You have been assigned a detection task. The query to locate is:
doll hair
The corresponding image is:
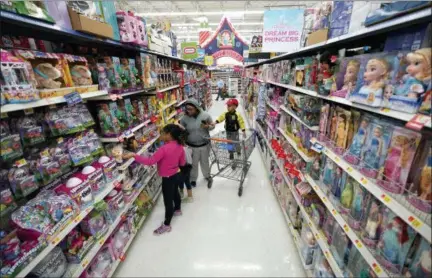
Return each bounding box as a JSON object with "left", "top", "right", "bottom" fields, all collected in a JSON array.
[
  {"left": 389, "top": 217, "right": 409, "bottom": 244},
  {"left": 345, "top": 60, "right": 360, "bottom": 80},
  {"left": 420, "top": 164, "right": 432, "bottom": 200},
  {"left": 407, "top": 48, "right": 432, "bottom": 81}
]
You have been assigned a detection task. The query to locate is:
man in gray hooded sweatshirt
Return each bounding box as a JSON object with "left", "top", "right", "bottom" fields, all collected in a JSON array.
[{"left": 179, "top": 99, "right": 214, "bottom": 188}]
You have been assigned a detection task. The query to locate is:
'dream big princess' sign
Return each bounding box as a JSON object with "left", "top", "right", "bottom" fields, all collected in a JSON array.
[{"left": 262, "top": 9, "right": 304, "bottom": 53}]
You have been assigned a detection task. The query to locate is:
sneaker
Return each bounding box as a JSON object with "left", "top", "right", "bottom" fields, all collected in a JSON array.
[
  {"left": 179, "top": 190, "right": 185, "bottom": 199},
  {"left": 191, "top": 181, "right": 197, "bottom": 188},
  {"left": 174, "top": 210, "right": 182, "bottom": 216},
  {"left": 153, "top": 223, "right": 171, "bottom": 235},
  {"left": 184, "top": 196, "right": 194, "bottom": 203}
]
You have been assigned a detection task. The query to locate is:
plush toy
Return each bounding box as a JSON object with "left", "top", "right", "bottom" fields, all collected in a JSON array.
[
  {"left": 71, "top": 65, "right": 92, "bottom": 86},
  {"left": 34, "top": 63, "right": 62, "bottom": 89}
]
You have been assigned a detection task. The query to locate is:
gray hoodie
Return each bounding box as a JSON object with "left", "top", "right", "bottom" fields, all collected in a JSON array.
[{"left": 180, "top": 99, "right": 214, "bottom": 146}]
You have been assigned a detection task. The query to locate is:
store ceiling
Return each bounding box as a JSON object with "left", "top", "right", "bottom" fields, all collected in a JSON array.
[{"left": 124, "top": 1, "right": 320, "bottom": 43}]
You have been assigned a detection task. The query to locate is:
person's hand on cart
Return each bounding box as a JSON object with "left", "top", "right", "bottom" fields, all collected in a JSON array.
[
  {"left": 201, "top": 120, "right": 214, "bottom": 129},
  {"left": 123, "top": 151, "right": 136, "bottom": 160}
]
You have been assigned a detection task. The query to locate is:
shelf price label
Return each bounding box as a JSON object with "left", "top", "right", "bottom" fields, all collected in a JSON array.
[
  {"left": 334, "top": 156, "right": 340, "bottom": 162},
  {"left": 51, "top": 237, "right": 61, "bottom": 245},
  {"left": 408, "top": 216, "right": 423, "bottom": 228},
  {"left": 346, "top": 166, "right": 353, "bottom": 173},
  {"left": 315, "top": 233, "right": 320, "bottom": 240},
  {"left": 82, "top": 259, "right": 89, "bottom": 268},
  {"left": 343, "top": 224, "right": 349, "bottom": 232},
  {"left": 322, "top": 197, "right": 327, "bottom": 203},
  {"left": 372, "top": 263, "right": 382, "bottom": 274},
  {"left": 360, "top": 177, "right": 368, "bottom": 185},
  {"left": 354, "top": 239, "right": 363, "bottom": 248},
  {"left": 381, "top": 194, "right": 391, "bottom": 203},
  {"left": 24, "top": 108, "right": 34, "bottom": 115},
  {"left": 64, "top": 91, "right": 82, "bottom": 106},
  {"left": 331, "top": 209, "right": 337, "bottom": 216}
]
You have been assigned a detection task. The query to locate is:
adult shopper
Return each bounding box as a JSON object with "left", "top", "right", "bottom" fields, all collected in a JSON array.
[
  {"left": 216, "top": 78, "right": 225, "bottom": 101},
  {"left": 179, "top": 99, "right": 214, "bottom": 188}
]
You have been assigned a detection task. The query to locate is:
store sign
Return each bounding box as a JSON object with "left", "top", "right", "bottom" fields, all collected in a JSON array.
[
  {"left": 249, "top": 35, "right": 262, "bottom": 53},
  {"left": 262, "top": 9, "right": 304, "bottom": 53},
  {"left": 212, "top": 50, "right": 243, "bottom": 62},
  {"left": 204, "top": 55, "right": 214, "bottom": 66},
  {"left": 181, "top": 42, "right": 198, "bottom": 60}
]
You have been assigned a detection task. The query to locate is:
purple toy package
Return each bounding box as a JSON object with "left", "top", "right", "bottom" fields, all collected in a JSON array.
[
  {"left": 377, "top": 127, "right": 421, "bottom": 194},
  {"left": 328, "top": 1, "right": 353, "bottom": 39},
  {"left": 330, "top": 57, "right": 361, "bottom": 99},
  {"left": 344, "top": 114, "right": 373, "bottom": 165}
]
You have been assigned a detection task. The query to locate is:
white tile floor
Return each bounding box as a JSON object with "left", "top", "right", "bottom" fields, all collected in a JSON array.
[{"left": 114, "top": 95, "right": 305, "bottom": 277}]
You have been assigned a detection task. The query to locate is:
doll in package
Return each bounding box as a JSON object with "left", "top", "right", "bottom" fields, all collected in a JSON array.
[
  {"left": 377, "top": 127, "right": 421, "bottom": 194},
  {"left": 384, "top": 48, "right": 431, "bottom": 113},
  {"left": 376, "top": 209, "right": 416, "bottom": 274},
  {"left": 344, "top": 114, "right": 372, "bottom": 165},
  {"left": 331, "top": 57, "right": 361, "bottom": 99}
]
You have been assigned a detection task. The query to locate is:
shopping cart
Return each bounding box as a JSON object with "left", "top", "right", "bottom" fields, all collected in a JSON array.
[{"left": 206, "top": 129, "right": 256, "bottom": 196}]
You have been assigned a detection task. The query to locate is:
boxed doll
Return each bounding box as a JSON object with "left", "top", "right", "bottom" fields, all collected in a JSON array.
[
  {"left": 349, "top": 53, "right": 398, "bottom": 108},
  {"left": 116, "top": 11, "right": 138, "bottom": 44},
  {"left": 332, "top": 107, "right": 351, "bottom": 155},
  {"left": 0, "top": 49, "right": 39, "bottom": 104},
  {"left": 102, "top": 56, "right": 123, "bottom": 93},
  {"left": 97, "top": 102, "right": 121, "bottom": 137},
  {"left": 377, "top": 127, "right": 421, "bottom": 194},
  {"left": 13, "top": 1, "right": 55, "bottom": 23},
  {"left": 344, "top": 114, "right": 373, "bottom": 165},
  {"left": 384, "top": 48, "right": 431, "bottom": 114},
  {"left": 348, "top": 182, "right": 372, "bottom": 231},
  {"left": 360, "top": 197, "right": 383, "bottom": 249},
  {"left": 62, "top": 54, "right": 98, "bottom": 91},
  {"left": 330, "top": 57, "right": 361, "bottom": 99}
]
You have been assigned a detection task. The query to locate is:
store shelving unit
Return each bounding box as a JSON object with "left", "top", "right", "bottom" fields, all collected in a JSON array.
[
  {"left": 118, "top": 134, "right": 161, "bottom": 171},
  {"left": 0, "top": 90, "right": 108, "bottom": 113},
  {"left": 100, "top": 120, "right": 152, "bottom": 143},
  {"left": 107, "top": 186, "right": 162, "bottom": 277},
  {"left": 254, "top": 122, "right": 344, "bottom": 278},
  {"left": 63, "top": 169, "right": 157, "bottom": 278},
  {"left": 0, "top": 11, "right": 205, "bottom": 67},
  {"left": 15, "top": 174, "right": 125, "bottom": 278},
  {"left": 266, "top": 101, "right": 280, "bottom": 113},
  {"left": 311, "top": 138, "right": 432, "bottom": 242},
  {"left": 156, "top": 85, "right": 180, "bottom": 93}
]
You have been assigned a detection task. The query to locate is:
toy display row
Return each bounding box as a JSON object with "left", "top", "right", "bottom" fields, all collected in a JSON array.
[
  {"left": 1, "top": 103, "right": 96, "bottom": 160},
  {"left": 271, "top": 164, "right": 374, "bottom": 277},
  {"left": 96, "top": 94, "right": 161, "bottom": 138},
  {"left": 258, "top": 47, "right": 431, "bottom": 115},
  {"left": 316, "top": 102, "right": 431, "bottom": 213},
  {"left": 271, "top": 143, "right": 431, "bottom": 277}
]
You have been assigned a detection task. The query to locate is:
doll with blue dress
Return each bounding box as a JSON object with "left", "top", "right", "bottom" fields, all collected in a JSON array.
[
  {"left": 377, "top": 211, "right": 416, "bottom": 274},
  {"left": 387, "top": 48, "right": 431, "bottom": 113},
  {"left": 322, "top": 159, "right": 335, "bottom": 193},
  {"left": 360, "top": 120, "right": 392, "bottom": 179},
  {"left": 349, "top": 183, "right": 370, "bottom": 230},
  {"left": 344, "top": 116, "right": 370, "bottom": 165}
]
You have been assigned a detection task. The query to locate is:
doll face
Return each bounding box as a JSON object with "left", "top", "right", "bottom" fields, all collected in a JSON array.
[
  {"left": 360, "top": 120, "right": 368, "bottom": 129},
  {"left": 101, "top": 104, "right": 109, "bottom": 112},
  {"left": 320, "top": 62, "right": 329, "bottom": 72},
  {"left": 406, "top": 54, "right": 428, "bottom": 79},
  {"left": 103, "top": 57, "right": 113, "bottom": 66},
  {"left": 373, "top": 127, "right": 382, "bottom": 138},
  {"left": 344, "top": 64, "right": 358, "bottom": 83},
  {"left": 394, "top": 135, "right": 408, "bottom": 147},
  {"left": 364, "top": 59, "right": 387, "bottom": 82},
  {"left": 384, "top": 85, "right": 394, "bottom": 99},
  {"left": 120, "top": 21, "right": 126, "bottom": 30}
]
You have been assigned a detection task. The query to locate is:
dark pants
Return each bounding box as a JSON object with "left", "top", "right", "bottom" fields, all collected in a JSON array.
[
  {"left": 216, "top": 88, "right": 225, "bottom": 100},
  {"left": 179, "top": 164, "right": 192, "bottom": 190},
  {"left": 227, "top": 131, "right": 241, "bottom": 159},
  {"left": 162, "top": 173, "right": 181, "bottom": 226}
]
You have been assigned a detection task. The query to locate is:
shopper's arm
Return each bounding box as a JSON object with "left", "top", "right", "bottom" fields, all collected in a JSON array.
[
  {"left": 237, "top": 112, "right": 246, "bottom": 132},
  {"left": 207, "top": 115, "right": 216, "bottom": 130},
  {"left": 133, "top": 147, "right": 165, "bottom": 165},
  {"left": 215, "top": 113, "right": 226, "bottom": 124}
]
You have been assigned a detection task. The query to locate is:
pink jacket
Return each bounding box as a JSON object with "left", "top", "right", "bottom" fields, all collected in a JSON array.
[{"left": 134, "top": 141, "right": 186, "bottom": 177}]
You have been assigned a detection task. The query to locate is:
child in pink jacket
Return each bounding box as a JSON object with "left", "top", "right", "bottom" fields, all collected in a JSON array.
[{"left": 124, "top": 124, "right": 186, "bottom": 235}]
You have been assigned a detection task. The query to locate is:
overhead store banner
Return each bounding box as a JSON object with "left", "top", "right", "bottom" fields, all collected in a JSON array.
[
  {"left": 262, "top": 9, "right": 304, "bottom": 53},
  {"left": 181, "top": 42, "right": 198, "bottom": 60}
]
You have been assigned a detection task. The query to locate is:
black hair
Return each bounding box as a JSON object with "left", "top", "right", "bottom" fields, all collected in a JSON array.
[{"left": 162, "top": 124, "right": 188, "bottom": 145}]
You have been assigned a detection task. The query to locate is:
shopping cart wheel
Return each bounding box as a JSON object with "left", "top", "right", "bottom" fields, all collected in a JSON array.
[
  {"left": 238, "top": 185, "right": 243, "bottom": 197},
  {"left": 207, "top": 177, "right": 213, "bottom": 189}
]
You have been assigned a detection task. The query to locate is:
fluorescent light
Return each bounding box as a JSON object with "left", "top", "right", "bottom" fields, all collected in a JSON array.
[
  {"left": 172, "top": 22, "right": 263, "bottom": 26},
  {"left": 138, "top": 11, "right": 263, "bottom": 17}
]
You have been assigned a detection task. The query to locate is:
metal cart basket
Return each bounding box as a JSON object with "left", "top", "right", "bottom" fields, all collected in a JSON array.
[{"left": 207, "top": 129, "right": 256, "bottom": 196}]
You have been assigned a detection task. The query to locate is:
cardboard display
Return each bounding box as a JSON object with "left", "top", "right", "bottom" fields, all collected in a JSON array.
[{"left": 68, "top": 7, "right": 113, "bottom": 39}]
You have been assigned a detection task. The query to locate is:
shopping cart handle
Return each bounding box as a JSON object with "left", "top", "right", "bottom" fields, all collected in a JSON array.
[{"left": 210, "top": 138, "right": 234, "bottom": 143}]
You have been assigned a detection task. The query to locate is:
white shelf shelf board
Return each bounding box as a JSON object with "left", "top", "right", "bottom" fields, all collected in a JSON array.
[
  {"left": 1, "top": 90, "right": 108, "bottom": 113},
  {"left": 278, "top": 127, "right": 314, "bottom": 163},
  {"left": 86, "top": 89, "right": 156, "bottom": 101},
  {"left": 156, "top": 84, "right": 180, "bottom": 93}
]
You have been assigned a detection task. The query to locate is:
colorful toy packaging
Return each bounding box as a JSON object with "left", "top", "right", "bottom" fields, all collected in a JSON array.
[
  {"left": 62, "top": 54, "right": 94, "bottom": 87},
  {"left": 102, "top": 56, "right": 123, "bottom": 93},
  {"left": 97, "top": 102, "right": 121, "bottom": 137},
  {"left": 384, "top": 48, "right": 431, "bottom": 113},
  {"left": 81, "top": 209, "right": 109, "bottom": 239},
  {"left": 403, "top": 236, "right": 431, "bottom": 277},
  {"left": 331, "top": 57, "right": 361, "bottom": 98},
  {"left": 104, "top": 189, "right": 125, "bottom": 222},
  {"left": 344, "top": 114, "right": 372, "bottom": 165},
  {"left": 348, "top": 182, "right": 372, "bottom": 231},
  {"left": 63, "top": 228, "right": 96, "bottom": 264},
  {"left": 349, "top": 53, "right": 396, "bottom": 107},
  {"left": 8, "top": 159, "right": 39, "bottom": 198},
  {"left": 299, "top": 224, "right": 318, "bottom": 269},
  {"left": 0, "top": 120, "right": 23, "bottom": 161},
  {"left": 31, "top": 246, "right": 67, "bottom": 277},
  {"left": 95, "top": 156, "right": 118, "bottom": 184},
  {"left": 407, "top": 140, "right": 432, "bottom": 213},
  {"left": 376, "top": 209, "right": 416, "bottom": 274},
  {"left": 358, "top": 119, "right": 393, "bottom": 179},
  {"left": 317, "top": 51, "right": 337, "bottom": 96},
  {"left": 377, "top": 127, "right": 421, "bottom": 194},
  {"left": 55, "top": 174, "right": 93, "bottom": 208},
  {"left": 360, "top": 197, "right": 383, "bottom": 249},
  {"left": 116, "top": 11, "right": 138, "bottom": 44},
  {"left": 84, "top": 243, "right": 115, "bottom": 278},
  {"left": 330, "top": 224, "right": 351, "bottom": 268},
  {"left": 313, "top": 250, "right": 335, "bottom": 278},
  {"left": 110, "top": 222, "right": 131, "bottom": 259},
  {"left": 0, "top": 49, "right": 39, "bottom": 104}
]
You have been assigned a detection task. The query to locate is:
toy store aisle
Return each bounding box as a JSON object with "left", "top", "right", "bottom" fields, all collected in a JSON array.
[{"left": 114, "top": 96, "right": 305, "bottom": 277}]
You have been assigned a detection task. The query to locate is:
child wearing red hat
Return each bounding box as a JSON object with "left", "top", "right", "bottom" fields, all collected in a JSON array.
[{"left": 214, "top": 98, "right": 246, "bottom": 162}]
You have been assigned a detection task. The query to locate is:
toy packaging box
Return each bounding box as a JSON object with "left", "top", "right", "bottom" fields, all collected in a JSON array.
[
  {"left": 13, "top": 1, "right": 55, "bottom": 23},
  {"left": 61, "top": 54, "right": 96, "bottom": 89},
  {"left": 116, "top": 11, "right": 138, "bottom": 44},
  {"left": 102, "top": 56, "right": 123, "bottom": 93},
  {"left": 331, "top": 57, "right": 361, "bottom": 99},
  {"left": 328, "top": 1, "right": 353, "bottom": 39}
]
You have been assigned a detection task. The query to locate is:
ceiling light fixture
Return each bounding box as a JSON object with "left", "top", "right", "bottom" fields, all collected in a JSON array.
[{"left": 138, "top": 10, "right": 264, "bottom": 17}]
